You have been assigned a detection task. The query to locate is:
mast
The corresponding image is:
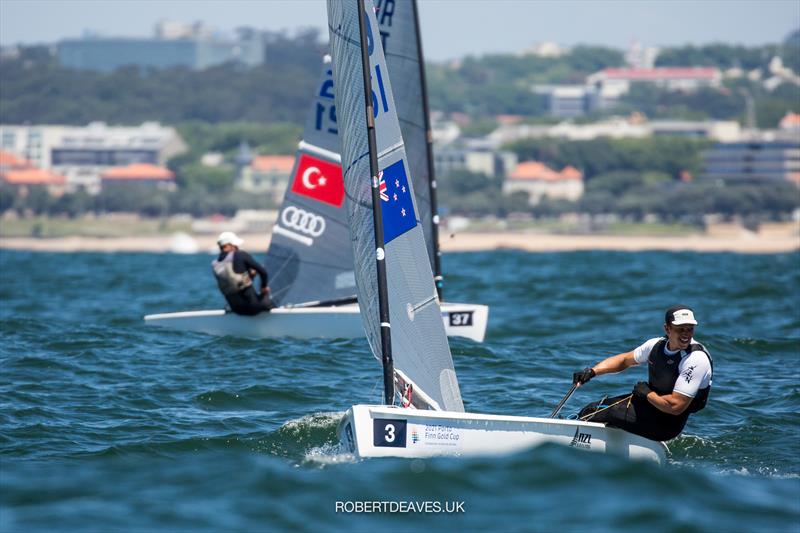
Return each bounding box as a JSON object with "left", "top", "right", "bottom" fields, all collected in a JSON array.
[
  {"left": 411, "top": 0, "right": 444, "bottom": 301},
  {"left": 357, "top": 0, "right": 394, "bottom": 406}
]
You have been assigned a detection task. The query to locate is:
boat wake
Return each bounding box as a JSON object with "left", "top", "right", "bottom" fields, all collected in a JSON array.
[{"left": 267, "top": 411, "right": 353, "bottom": 464}]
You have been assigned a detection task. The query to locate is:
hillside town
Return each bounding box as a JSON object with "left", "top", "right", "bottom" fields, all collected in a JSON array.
[{"left": 1, "top": 22, "right": 798, "bottom": 241}]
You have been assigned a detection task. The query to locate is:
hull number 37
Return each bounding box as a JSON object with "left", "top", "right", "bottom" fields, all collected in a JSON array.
[{"left": 448, "top": 311, "right": 474, "bottom": 327}]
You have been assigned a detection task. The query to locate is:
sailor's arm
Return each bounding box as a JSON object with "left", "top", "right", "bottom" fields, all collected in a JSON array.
[
  {"left": 643, "top": 390, "right": 692, "bottom": 415},
  {"left": 574, "top": 350, "right": 638, "bottom": 384},
  {"left": 240, "top": 252, "right": 269, "bottom": 289},
  {"left": 592, "top": 351, "right": 638, "bottom": 376},
  {"left": 644, "top": 351, "right": 710, "bottom": 415}
]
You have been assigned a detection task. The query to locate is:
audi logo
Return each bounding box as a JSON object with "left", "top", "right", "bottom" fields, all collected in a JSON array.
[{"left": 280, "top": 206, "right": 326, "bottom": 237}]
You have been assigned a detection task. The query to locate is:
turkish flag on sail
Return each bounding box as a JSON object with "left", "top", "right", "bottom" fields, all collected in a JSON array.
[{"left": 290, "top": 154, "right": 345, "bottom": 208}]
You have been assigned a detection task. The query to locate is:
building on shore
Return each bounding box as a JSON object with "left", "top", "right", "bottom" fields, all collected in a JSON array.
[
  {"left": 586, "top": 67, "right": 722, "bottom": 110},
  {"left": 100, "top": 163, "right": 176, "bottom": 191},
  {"left": 701, "top": 136, "right": 800, "bottom": 185},
  {"left": 532, "top": 85, "right": 592, "bottom": 118},
  {"left": 237, "top": 155, "right": 294, "bottom": 202},
  {"left": 58, "top": 21, "right": 264, "bottom": 72},
  {"left": 486, "top": 116, "right": 741, "bottom": 146},
  {"left": 0, "top": 122, "right": 186, "bottom": 194},
  {"left": 434, "top": 147, "right": 517, "bottom": 180},
  {"left": 0, "top": 150, "right": 66, "bottom": 197},
  {"left": 533, "top": 67, "right": 723, "bottom": 118},
  {"left": 503, "top": 161, "right": 584, "bottom": 205}
]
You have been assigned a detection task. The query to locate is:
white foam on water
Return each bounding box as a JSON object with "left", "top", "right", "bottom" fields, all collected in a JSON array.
[
  {"left": 280, "top": 411, "right": 344, "bottom": 432},
  {"left": 304, "top": 442, "right": 357, "bottom": 465}
]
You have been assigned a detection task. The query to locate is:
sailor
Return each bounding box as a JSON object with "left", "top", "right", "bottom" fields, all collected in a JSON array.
[
  {"left": 572, "top": 305, "right": 713, "bottom": 441},
  {"left": 212, "top": 231, "right": 275, "bottom": 316}
]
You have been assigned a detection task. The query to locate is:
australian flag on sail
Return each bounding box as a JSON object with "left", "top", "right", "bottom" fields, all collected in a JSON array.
[{"left": 379, "top": 160, "right": 417, "bottom": 244}]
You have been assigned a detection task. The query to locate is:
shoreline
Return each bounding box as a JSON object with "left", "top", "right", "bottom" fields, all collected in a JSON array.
[{"left": 1, "top": 230, "right": 797, "bottom": 254}]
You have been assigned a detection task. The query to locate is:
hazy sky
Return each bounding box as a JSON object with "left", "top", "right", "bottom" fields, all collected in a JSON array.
[{"left": 1, "top": 0, "right": 797, "bottom": 61}]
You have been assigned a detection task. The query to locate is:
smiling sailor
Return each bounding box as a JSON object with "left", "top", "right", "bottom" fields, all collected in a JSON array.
[{"left": 571, "top": 305, "right": 713, "bottom": 441}]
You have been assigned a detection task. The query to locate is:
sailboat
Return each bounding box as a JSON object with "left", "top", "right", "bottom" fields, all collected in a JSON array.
[
  {"left": 145, "top": 5, "right": 489, "bottom": 342},
  {"left": 329, "top": 0, "right": 667, "bottom": 463}
]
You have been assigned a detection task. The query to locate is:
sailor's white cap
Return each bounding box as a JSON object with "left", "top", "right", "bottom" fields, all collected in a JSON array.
[
  {"left": 217, "top": 231, "right": 244, "bottom": 247},
  {"left": 665, "top": 306, "right": 698, "bottom": 326}
]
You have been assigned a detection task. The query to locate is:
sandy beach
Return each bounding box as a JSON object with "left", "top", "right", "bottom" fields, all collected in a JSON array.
[{"left": 1, "top": 226, "right": 797, "bottom": 254}]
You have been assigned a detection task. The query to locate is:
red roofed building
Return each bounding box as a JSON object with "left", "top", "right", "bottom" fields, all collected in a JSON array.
[
  {"left": 588, "top": 67, "right": 721, "bottom": 91},
  {"left": 0, "top": 122, "right": 186, "bottom": 194},
  {"left": 779, "top": 112, "right": 800, "bottom": 132},
  {"left": 3, "top": 168, "right": 67, "bottom": 186},
  {"left": 252, "top": 155, "right": 294, "bottom": 174},
  {"left": 0, "top": 150, "right": 32, "bottom": 170},
  {"left": 237, "top": 155, "right": 295, "bottom": 202},
  {"left": 503, "top": 161, "right": 584, "bottom": 205},
  {"left": 586, "top": 67, "right": 722, "bottom": 111},
  {"left": 101, "top": 163, "right": 176, "bottom": 191},
  {"left": 0, "top": 150, "right": 66, "bottom": 196}
]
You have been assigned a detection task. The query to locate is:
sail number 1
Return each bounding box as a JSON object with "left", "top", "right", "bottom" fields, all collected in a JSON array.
[
  {"left": 365, "top": 7, "right": 391, "bottom": 118},
  {"left": 373, "top": 418, "right": 407, "bottom": 448}
]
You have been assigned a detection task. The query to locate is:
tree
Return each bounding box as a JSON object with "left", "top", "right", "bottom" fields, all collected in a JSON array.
[
  {"left": 49, "top": 189, "right": 93, "bottom": 217},
  {"left": 586, "top": 171, "right": 645, "bottom": 196},
  {"left": 0, "top": 184, "right": 18, "bottom": 212},
  {"left": 177, "top": 164, "right": 236, "bottom": 193},
  {"left": 440, "top": 169, "right": 498, "bottom": 196}
]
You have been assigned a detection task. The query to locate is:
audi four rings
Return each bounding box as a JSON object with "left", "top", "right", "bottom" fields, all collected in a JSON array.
[{"left": 280, "top": 206, "right": 327, "bottom": 237}]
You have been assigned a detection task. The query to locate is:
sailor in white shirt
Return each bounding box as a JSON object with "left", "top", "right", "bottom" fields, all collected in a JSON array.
[{"left": 571, "top": 305, "right": 713, "bottom": 441}]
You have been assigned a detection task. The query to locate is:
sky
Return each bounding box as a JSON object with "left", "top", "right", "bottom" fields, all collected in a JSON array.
[{"left": 1, "top": 0, "right": 798, "bottom": 61}]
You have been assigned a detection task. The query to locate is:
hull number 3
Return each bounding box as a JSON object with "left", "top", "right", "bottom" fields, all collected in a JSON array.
[{"left": 373, "top": 418, "right": 407, "bottom": 448}]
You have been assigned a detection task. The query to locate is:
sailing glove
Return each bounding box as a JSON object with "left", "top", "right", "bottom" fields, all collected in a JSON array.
[
  {"left": 633, "top": 381, "right": 652, "bottom": 398},
  {"left": 573, "top": 367, "right": 596, "bottom": 385}
]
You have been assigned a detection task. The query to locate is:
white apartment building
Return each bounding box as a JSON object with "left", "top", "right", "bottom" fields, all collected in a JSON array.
[
  {"left": 434, "top": 148, "right": 518, "bottom": 179},
  {"left": 0, "top": 122, "right": 186, "bottom": 194},
  {"left": 586, "top": 67, "right": 722, "bottom": 110},
  {"left": 486, "top": 117, "right": 741, "bottom": 146}
]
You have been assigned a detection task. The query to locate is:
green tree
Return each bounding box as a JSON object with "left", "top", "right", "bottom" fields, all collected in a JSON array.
[
  {"left": 507, "top": 137, "right": 708, "bottom": 180},
  {"left": 177, "top": 164, "right": 236, "bottom": 193},
  {"left": 586, "top": 171, "right": 645, "bottom": 196},
  {"left": 0, "top": 184, "right": 18, "bottom": 212},
  {"left": 49, "top": 189, "right": 93, "bottom": 217},
  {"left": 440, "top": 169, "right": 498, "bottom": 196}
]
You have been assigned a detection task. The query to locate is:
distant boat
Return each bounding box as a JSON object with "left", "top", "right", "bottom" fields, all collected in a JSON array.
[
  {"left": 145, "top": 6, "right": 488, "bottom": 342},
  {"left": 329, "top": 0, "right": 666, "bottom": 463},
  {"left": 168, "top": 232, "right": 199, "bottom": 254}
]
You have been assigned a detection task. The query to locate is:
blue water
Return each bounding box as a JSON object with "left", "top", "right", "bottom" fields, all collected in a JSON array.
[{"left": 1, "top": 249, "right": 799, "bottom": 532}]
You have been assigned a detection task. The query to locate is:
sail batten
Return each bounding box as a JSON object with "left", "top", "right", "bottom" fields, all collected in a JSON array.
[
  {"left": 297, "top": 141, "right": 342, "bottom": 163},
  {"left": 328, "top": 0, "right": 464, "bottom": 413}
]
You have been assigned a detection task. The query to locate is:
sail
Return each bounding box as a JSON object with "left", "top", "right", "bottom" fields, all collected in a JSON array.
[
  {"left": 375, "top": 0, "right": 438, "bottom": 279},
  {"left": 263, "top": 57, "right": 357, "bottom": 306},
  {"left": 327, "top": 0, "right": 464, "bottom": 412}
]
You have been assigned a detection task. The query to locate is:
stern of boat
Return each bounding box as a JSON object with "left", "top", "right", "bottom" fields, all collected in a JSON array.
[{"left": 441, "top": 303, "right": 489, "bottom": 342}]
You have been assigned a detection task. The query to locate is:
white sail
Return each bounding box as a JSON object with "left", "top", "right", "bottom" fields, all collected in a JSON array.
[
  {"left": 327, "top": 0, "right": 464, "bottom": 412},
  {"left": 376, "top": 0, "right": 438, "bottom": 278}
]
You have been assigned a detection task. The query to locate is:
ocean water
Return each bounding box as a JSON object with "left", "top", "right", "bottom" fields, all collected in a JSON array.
[{"left": 1, "top": 249, "right": 798, "bottom": 532}]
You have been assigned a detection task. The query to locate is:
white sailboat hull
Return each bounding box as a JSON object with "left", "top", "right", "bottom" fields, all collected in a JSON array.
[
  {"left": 144, "top": 302, "right": 489, "bottom": 342},
  {"left": 338, "top": 404, "right": 668, "bottom": 464}
]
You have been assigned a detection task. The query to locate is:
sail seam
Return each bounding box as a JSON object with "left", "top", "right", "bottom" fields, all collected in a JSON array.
[{"left": 377, "top": 140, "right": 405, "bottom": 160}]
